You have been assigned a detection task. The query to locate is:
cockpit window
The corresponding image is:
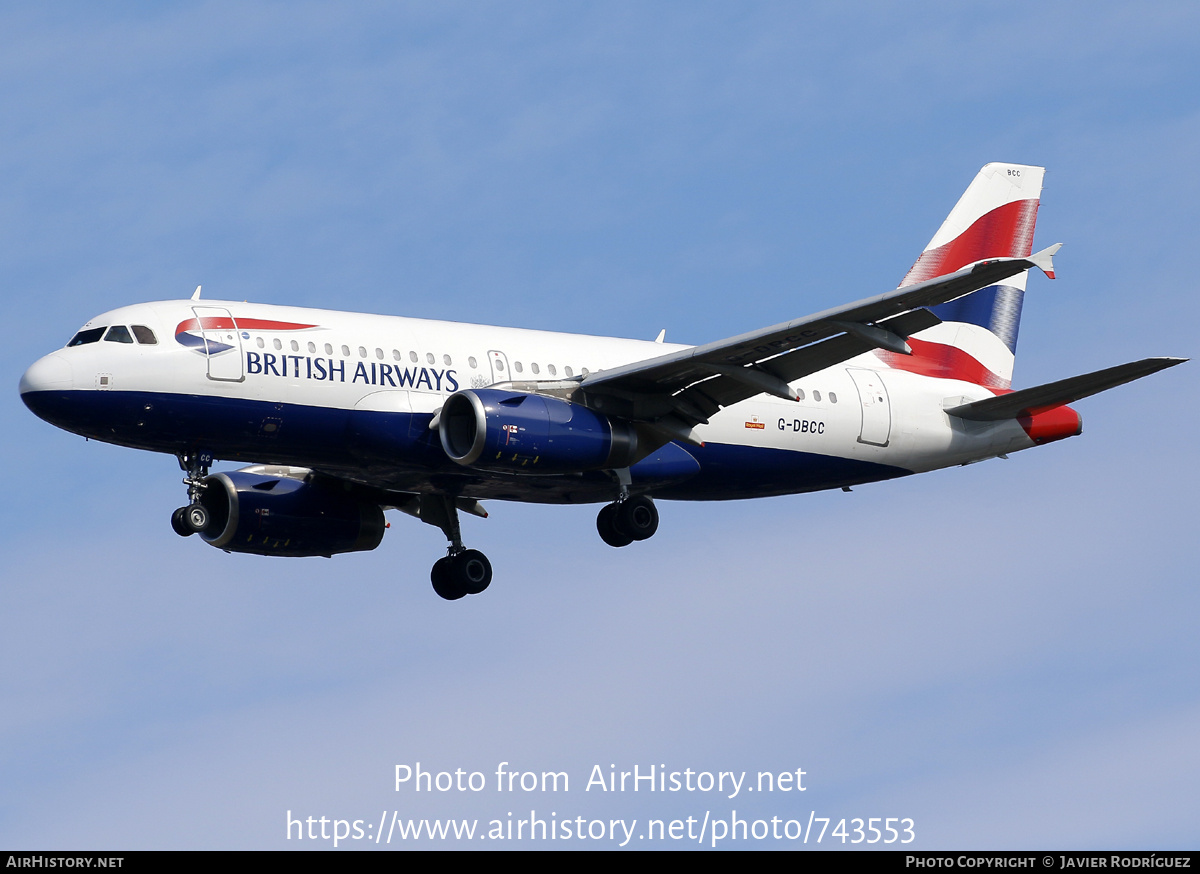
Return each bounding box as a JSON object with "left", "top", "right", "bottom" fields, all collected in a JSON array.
[
  {"left": 131, "top": 325, "right": 157, "bottom": 345},
  {"left": 67, "top": 327, "right": 106, "bottom": 347},
  {"left": 104, "top": 325, "right": 134, "bottom": 344}
]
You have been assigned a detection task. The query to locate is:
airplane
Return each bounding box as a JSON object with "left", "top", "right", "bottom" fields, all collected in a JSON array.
[{"left": 19, "top": 163, "right": 1185, "bottom": 601}]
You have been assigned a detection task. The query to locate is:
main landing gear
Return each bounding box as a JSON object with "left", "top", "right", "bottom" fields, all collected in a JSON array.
[
  {"left": 417, "top": 495, "right": 493, "bottom": 601},
  {"left": 171, "top": 452, "right": 213, "bottom": 537},
  {"left": 431, "top": 550, "right": 492, "bottom": 601},
  {"left": 596, "top": 494, "right": 659, "bottom": 547}
]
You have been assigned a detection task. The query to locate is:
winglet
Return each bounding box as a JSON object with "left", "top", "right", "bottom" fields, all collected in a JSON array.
[
  {"left": 1028, "top": 243, "right": 1061, "bottom": 279},
  {"left": 191, "top": 285, "right": 203, "bottom": 300}
]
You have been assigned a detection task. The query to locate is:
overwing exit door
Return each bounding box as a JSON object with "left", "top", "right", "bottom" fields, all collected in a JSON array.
[{"left": 488, "top": 350, "right": 510, "bottom": 385}]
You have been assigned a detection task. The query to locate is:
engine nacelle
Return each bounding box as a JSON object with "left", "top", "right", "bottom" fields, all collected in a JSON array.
[
  {"left": 197, "top": 471, "right": 385, "bottom": 557},
  {"left": 439, "top": 389, "right": 638, "bottom": 474}
]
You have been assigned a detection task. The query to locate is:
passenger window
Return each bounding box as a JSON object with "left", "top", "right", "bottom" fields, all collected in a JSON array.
[
  {"left": 308, "top": 341, "right": 316, "bottom": 353},
  {"left": 468, "top": 356, "right": 478, "bottom": 368},
  {"left": 494, "top": 359, "right": 505, "bottom": 372},
  {"left": 290, "top": 340, "right": 299, "bottom": 352},
  {"left": 565, "top": 366, "right": 573, "bottom": 378},
  {"left": 104, "top": 325, "right": 134, "bottom": 344},
  {"left": 67, "top": 327, "right": 106, "bottom": 346},
  {"left": 393, "top": 349, "right": 401, "bottom": 361},
  {"left": 514, "top": 362, "right": 523, "bottom": 373},
  {"left": 829, "top": 392, "right": 837, "bottom": 404},
  {"left": 131, "top": 325, "right": 157, "bottom": 345},
  {"left": 796, "top": 389, "right": 805, "bottom": 400},
  {"left": 813, "top": 390, "right": 822, "bottom": 402},
  {"left": 256, "top": 337, "right": 265, "bottom": 348},
  {"left": 443, "top": 354, "right": 452, "bottom": 366},
  {"left": 375, "top": 348, "right": 384, "bottom": 360},
  {"left": 531, "top": 363, "right": 540, "bottom": 375},
  {"left": 342, "top": 345, "right": 350, "bottom": 357},
  {"left": 409, "top": 351, "right": 418, "bottom": 363},
  {"left": 324, "top": 343, "right": 333, "bottom": 355},
  {"left": 581, "top": 367, "right": 589, "bottom": 377},
  {"left": 426, "top": 352, "right": 435, "bottom": 364},
  {"left": 273, "top": 338, "right": 282, "bottom": 350},
  {"left": 358, "top": 346, "right": 367, "bottom": 358},
  {"left": 548, "top": 364, "right": 556, "bottom": 376}
]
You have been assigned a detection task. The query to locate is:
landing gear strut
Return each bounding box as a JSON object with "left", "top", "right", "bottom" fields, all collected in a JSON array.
[
  {"left": 172, "top": 452, "right": 212, "bottom": 536},
  {"left": 596, "top": 494, "right": 659, "bottom": 547},
  {"left": 417, "top": 495, "right": 493, "bottom": 601}
]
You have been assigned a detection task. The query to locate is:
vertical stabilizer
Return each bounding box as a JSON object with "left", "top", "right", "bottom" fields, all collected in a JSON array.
[{"left": 878, "top": 163, "right": 1046, "bottom": 391}]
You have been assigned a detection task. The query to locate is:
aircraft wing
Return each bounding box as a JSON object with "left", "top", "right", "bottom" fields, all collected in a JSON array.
[{"left": 577, "top": 245, "right": 1060, "bottom": 431}]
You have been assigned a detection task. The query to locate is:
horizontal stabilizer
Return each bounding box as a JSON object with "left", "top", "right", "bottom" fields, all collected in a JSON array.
[{"left": 945, "top": 357, "right": 1187, "bottom": 421}]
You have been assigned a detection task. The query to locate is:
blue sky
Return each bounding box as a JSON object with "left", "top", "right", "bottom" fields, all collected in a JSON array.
[{"left": 2, "top": 1, "right": 1197, "bottom": 849}]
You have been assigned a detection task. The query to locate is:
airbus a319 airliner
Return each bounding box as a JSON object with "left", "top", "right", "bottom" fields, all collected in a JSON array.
[{"left": 20, "top": 164, "right": 1184, "bottom": 599}]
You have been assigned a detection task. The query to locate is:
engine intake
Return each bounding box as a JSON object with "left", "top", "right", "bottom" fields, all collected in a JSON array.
[
  {"left": 197, "top": 471, "right": 385, "bottom": 557},
  {"left": 439, "top": 389, "right": 638, "bottom": 473}
]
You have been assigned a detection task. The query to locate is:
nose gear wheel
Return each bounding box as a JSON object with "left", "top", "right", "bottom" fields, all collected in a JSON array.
[{"left": 172, "top": 452, "right": 213, "bottom": 536}]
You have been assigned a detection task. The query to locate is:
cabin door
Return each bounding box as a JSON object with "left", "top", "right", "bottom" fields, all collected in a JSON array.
[
  {"left": 847, "top": 368, "right": 892, "bottom": 447},
  {"left": 192, "top": 306, "right": 244, "bottom": 382}
]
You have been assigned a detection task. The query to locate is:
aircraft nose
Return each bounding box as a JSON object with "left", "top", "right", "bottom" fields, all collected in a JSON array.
[{"left": 20, "top": 351, "right": 74, "bottom": 396}]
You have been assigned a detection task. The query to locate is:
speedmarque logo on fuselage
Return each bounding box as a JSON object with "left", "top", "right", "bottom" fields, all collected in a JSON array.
[{"left": 175, "top": 317, "right": 318, "bottom": 355}]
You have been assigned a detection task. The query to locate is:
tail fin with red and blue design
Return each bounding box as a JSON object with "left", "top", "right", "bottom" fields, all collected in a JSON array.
[{"left": 877, "top": 162, "right": 1046, "bottom": 392}]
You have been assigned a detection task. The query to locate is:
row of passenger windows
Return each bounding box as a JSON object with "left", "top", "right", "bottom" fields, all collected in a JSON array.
[
  {"left": 256, "top": 335, "right": 457, "bottom": 366},
  {"left": 68, "top": 325, "right": 158, "bottom": 346},
  {"left": 64, "top": 325, "right": 831, "bottom": 401},
  {"left": 62, "top": 324, "right": 845, "bottom": 412},
  {"left": 493, "top": 358, "right": 588, "bottom": 378},
  {"left": 798, "top": 389, "right": 837, "bottom": 403},
  {"left": 65, "top": 322, "right": 592, "bottom": 380},
  {"left": 251, "top": 335, "right": 589, "bottom": 378},
  {"left": 65, "top": 324, "right": 831, "bottom": 401}
]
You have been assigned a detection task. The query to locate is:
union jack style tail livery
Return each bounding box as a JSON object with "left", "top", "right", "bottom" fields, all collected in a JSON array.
[{"left": 878, "top": 162, "right": 1046, "bottom": 392}]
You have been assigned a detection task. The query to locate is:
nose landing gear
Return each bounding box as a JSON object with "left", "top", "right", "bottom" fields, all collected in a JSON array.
[{"left": 171, "top": 452, "right": 213, "bottom": 536}]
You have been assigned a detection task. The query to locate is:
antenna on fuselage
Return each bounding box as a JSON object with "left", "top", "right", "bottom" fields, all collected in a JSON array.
[
  {"left": 191, "top": 285, "right": 202, "bottom": 300},
  {"left": 654, "top": 329, "right": 666, "bottom": 344}
]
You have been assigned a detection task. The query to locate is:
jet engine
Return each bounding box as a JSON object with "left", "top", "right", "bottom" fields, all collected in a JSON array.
[
  {"left": 196, "top": 470, "right": 385, "bottom": 557},
  {"left": 438, "top": 389, "right": 638, "bottom": 474}
]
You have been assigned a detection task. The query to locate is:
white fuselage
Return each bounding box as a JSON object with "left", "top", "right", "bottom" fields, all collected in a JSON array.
[{"left": 21, "top": 298, "right": 1041, "bottom": 505}]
